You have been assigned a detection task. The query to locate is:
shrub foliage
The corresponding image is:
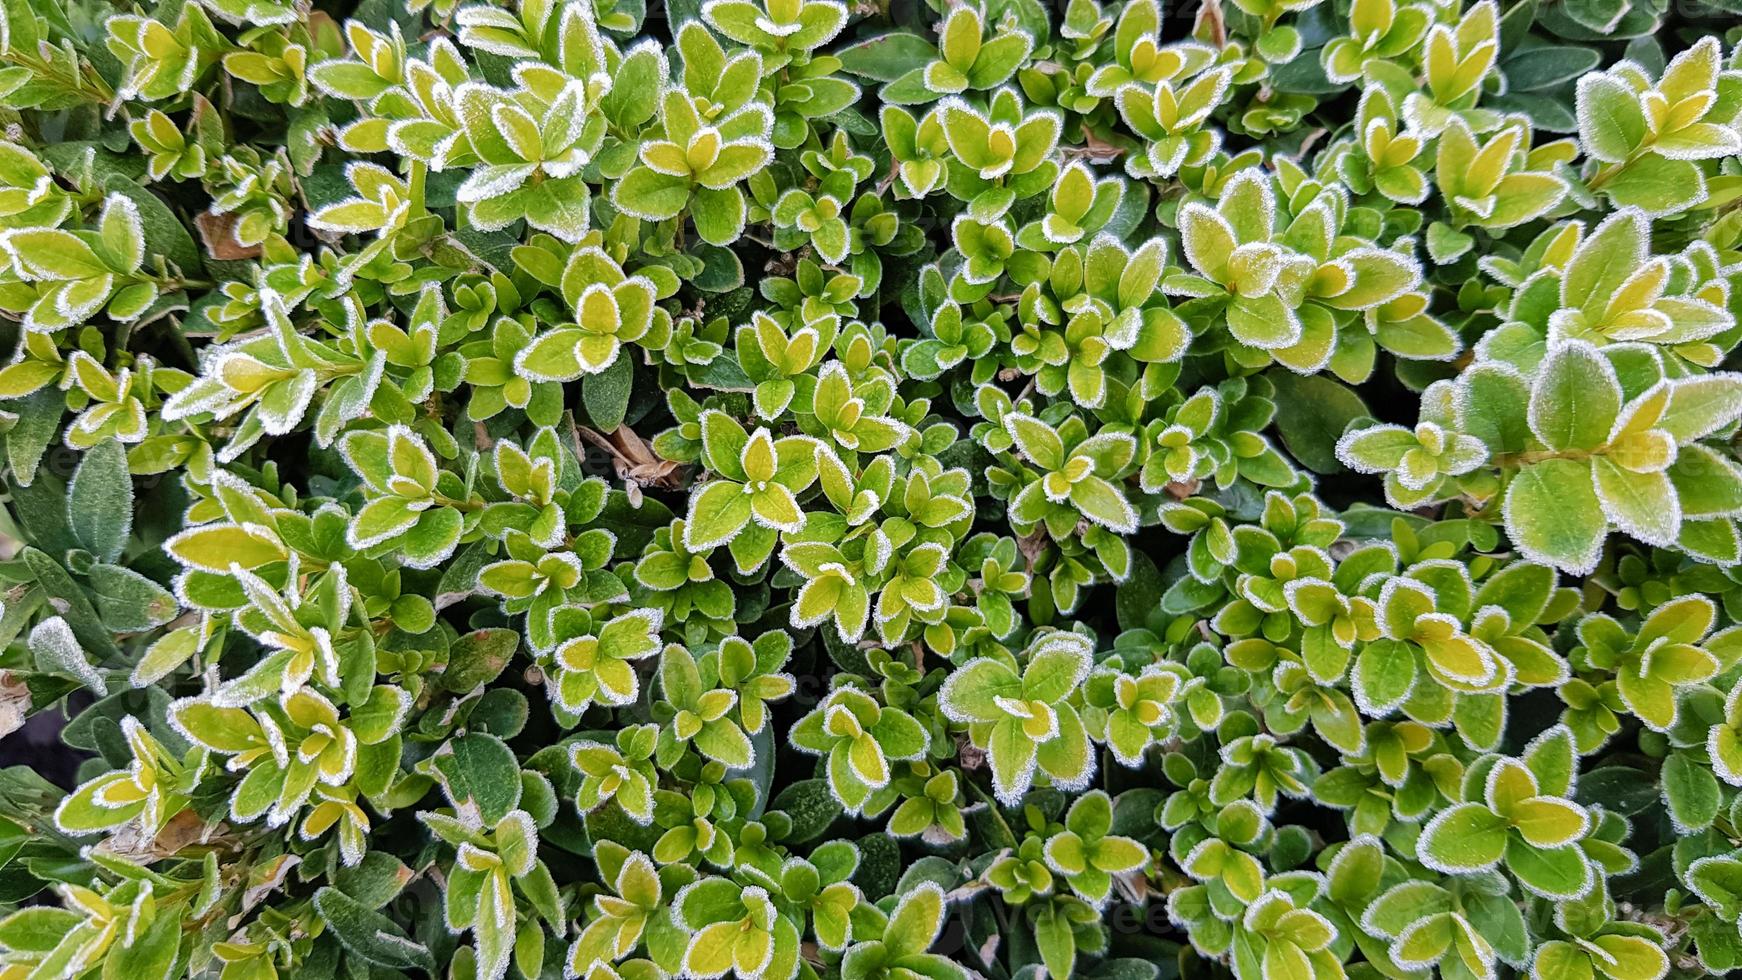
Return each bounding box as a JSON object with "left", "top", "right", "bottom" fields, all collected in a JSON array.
[{"left": 1, "top": 0, "right": 1742, "bottom": 978}]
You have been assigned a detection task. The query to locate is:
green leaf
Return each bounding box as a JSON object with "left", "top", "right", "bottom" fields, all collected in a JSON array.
[
  {"left": 1503, "top": 839, "right": 1591, "bottom": 898},
  {"left": 1528, "top": 342, "right": 1620, "bottom": 451},
  {"left": 1562, "top": 209, "right": 1644, "bottom": 313},
  {"left": 691, "top": 185, "right": 747, "bottom": 245},
  {"left": 435, "top": 733, "right": 522, "bottom": 825},
  {"left": 313, "top": 887, "right": 436, "bottom": 972},
  {"left": 67, "top": 439, "right": 132, "bottom": 564},
  {"left": 3, "top": 390, "right": 63, "bottom": 487},
  {"left": 1592, "top": 458, "right": 1678, "bottom": 546},
  {"left": 23, "top": 548, "right": 120, "bottom": 661},
  {"left": 1269, "top": 371, "right": 1369, "bottom": 474},
  {"left": 1663, "top": 751, "right": 1721, "bottom": 832},
  {"left": 1458, "top": 363, "right": 1532, "bottom": 453},
  {"left": 1417, "top": 802, "right": 1507, "bottom": 871},
  {"left": 1003, "top": 414, "right": 1064, "bottom": 470},
  {"left": 444, "top": 628, "right": 519, "bottom": 693},
  {"left": 1504, "top": 45, "right": 1601, "bottom": 91},
  {"left": 987, "top": 718, "right": 1039, "bottom": 804},
  {"left": 105, "top": 177, "right": 202, "bottom": 275},
  {"left": 1503, "top": 458, "right": 1606, "bottom": 574},
  {"left": 100, "top": 904, "right": 180, "bottom": 980},
  {"left": 685, "top": 480, "right": 753, "bottom": 550},
  {"left": 86, "top": 563, "right": 177, "bottom": 632},
  {"left": 1576, "top": 74, "right": 1646, "bottom": 163},
  {"left": 884, "top": 882, "right": 945, "bottom": 959},
  {"left": 613, "top": 166, "right": 691, "bottom": 221},
  {"left": 164, "top": 524, "right": 287, "bottom": 572},
  {"left": 1600, "top": 154, "right": 1705, "bottom": 216},
  {"left": 1035, "top": 902, "right": 1077, "bottom": 980},
  {"left": 583, "top": 353, "right": 634, "bottom": 431}
]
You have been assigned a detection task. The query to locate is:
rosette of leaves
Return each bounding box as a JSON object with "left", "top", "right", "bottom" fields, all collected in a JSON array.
[
  {"left": 647, "top": 642, "right": 752, "bottom": 768},
  {"left": 886, "top": 766, "right": 975, "bottom": 844},
  {"left": 633, "top": 518, "right": 736, "bottom": 642},
  {"left": 570, "top": 724, "right": 660, "bottom": 824},
  {"left": 1041, "top": 790, "right": 1148, "bottom": 905},
  {"left": 1168, "top": 167, "right": 1433, "bottom": 379},
  {"left": 886, "top": 3, "right": 1031, "bottom": 104},
  {"left": 0, "top": 193, "right": 163, "bottom": 334},
  {"left": 1139, "top": 377, "right": 1298, "bottom": 494},
  {"left": 1479, "top": 209, "right": 1737, "bottom": 368},
  {"left": 421, "top": 808, "right": 565, "bottom": 980},
  {"left": 612, "top": 85, "right": 775, "bottom": 245},
  {"left": 881, "top": 102, "right": 953, "bottom": 199},
  {"left": 449, "top": 74, "right": 606, "bottom": 241},
  {"left": 1397, "top": 0, "right": 1500, "bottom": 136},
  {"left": 0, "top": 875, "right": 188, "bottom": 980},
  {"left": 835, "top": 883, "right": 969, "bottom": 980},
  {"left": 799, "top": 361, "right": 915, "bottom": 457},
  {"left": 702, "top": 0, "right": 848, "bottom": 70},
  {"left": 220, "top": 12, "right": 334, "bottom": 108},
  {"left": 1319, "top": 0, "right": 1432, "bottom": 85},
  {"left": 479, "top": 526, "right": 619, "bottom": 637},
  {"left": 1082, "top": 0, "right": 1209, "bottom": 96},
  {"left": 36, "top": 349, "right": 166, "bottom": 452},
  {"left": 789, "top": 686, "right": 930, "bottom": 814},
  {"left": 937, "top": 88, "right": 1062, "bottom": 210},
  {"left": 900, "top": 292, "right": 1008, "bottom": 383},
  {"left": 1354, "top": 569, "right": 1525, "bottom": 727},
  {"left": 105, "top": 6, "right": 225, "bottom": 103},
  {"left": 764, "top": 52, "right": 862, "bottom": 149},
  {"left": 52, "top": 716, "right": 190, "bottom": 838},
  {"left": 0, "top": 143, "right": 73, "bottom": 232},
  {"left": 567, "top": 843, "right": 684, "bottom": 975},
  {"left": 760, "top": 255, "right": 861, "bottom": 322},
  {"left": 1231, "top": 879, "right": 1346, "bottom": 980},
  {"left": 481, "top": 429, "right": 573, "bottom": 545},
  {"left": 546, "top": 607, "right": 662, "bottom": 714},
  {"left": 1016, "top": 160, "right": 1125, "bottom": 250},
  {"left": 1572, "top": 594, "right": 1735, "bottom": 733},
  {"left": 781, "top": 455, "right": 973, "bottom": 647},
  {"left": 1336, "top": 417, "right": 1490, "bottom": 509},
  {"left": 315, "top": 21, "right": 465, "bottom": 161},
  {"left": 1431, "top": 116, "right": 1572, "bottom": 234},
  {"left": 768, "top": 172, "right": 860, "bottom": 268},
  {"left": 161, "top": 292, "right": 376, "bottom": 459},
  {"left": 1114, "top": 63, "right": 1233, "bottom": 179},
  {"left": 992, "top": 410, "right": 1138, "bottom": 539},
  {"left": 937, "top": 631, "right": 1096, "bottom": 804},
  {"left": 1533, "top": 902, "right": 1670, "bottom": 980},
  {"left": 1358, "top": 872, "right": 1526, "bottom": 980},
  {"left": 340, "top": 424, "right": 475, "bottom": 569},
  {"left": 734, "top": 309, "right": 837, "bottom": 420},
  {"left": 1010, "top": 233, "right": 1188, "bottom": 405},
  {"left": 656, "top": 21, "right": 763, "bottom": 137},
  {"left": 1313, "top": 722, "right": 1445, "bottom": 835},
  {"left": 170, "top": 685, "right": 408, "bottom": 863},
  {"left": 1417, "top": 750, "right": 1595, "bottom": 899},
  {"left": 1577, "top": 36, "right": 1742, "bottom": 216},
  {"left": 201, "top": 147, "right": 293, "bottom": 249},
  {"left": 682, "top": 410, "right": 820, "bottom": 562},
  {"left": 515, "top": 244, "right": 664, "bottom": 379},
  {"left": 1320, "top": 88, "right": 1429, "bottom": 206},
  {"left": 1345, "top": 338, "right": 1742, "bottom": 572},
  {"left": 989, "top": 825, "right": 1056, "bottom": 904},
  {"left": 1082, "top": 663, "right": 1181, "bottom": 766}
]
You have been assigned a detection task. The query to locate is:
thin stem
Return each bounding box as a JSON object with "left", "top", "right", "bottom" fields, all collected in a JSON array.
[
  {"left": 407, "top": 160, "right": 428, "bottom": 222},
  {"left": 433, "top": 493, "right": 484, "bottom": 512}
]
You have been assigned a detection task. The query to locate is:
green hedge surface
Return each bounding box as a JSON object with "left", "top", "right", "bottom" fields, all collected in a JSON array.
[{"left": 2, "top": 0, "right": 1742, "bottom": 977}]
